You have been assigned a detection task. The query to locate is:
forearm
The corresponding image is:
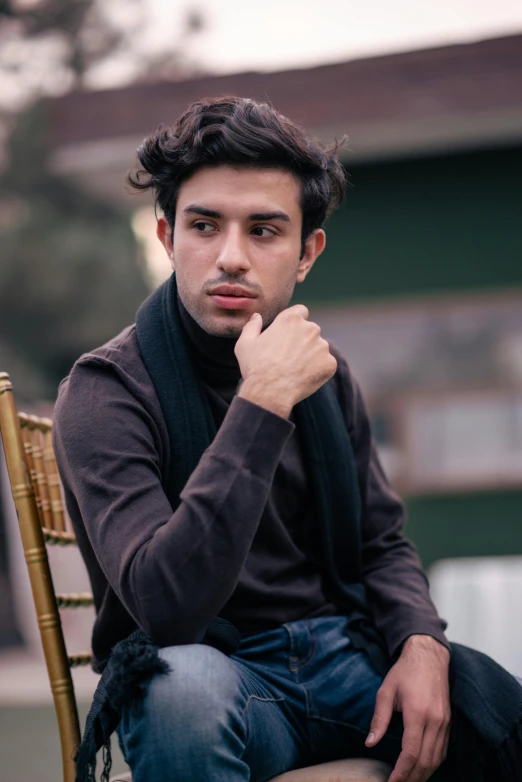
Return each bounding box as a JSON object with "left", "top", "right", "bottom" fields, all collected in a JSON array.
[
  {"left": 363, "top": 537, "right": 449, "bottom": 658},
  {"left": 124, "top": 397, "right": 293, "bottom": 644},
  {"left": 54, "top": 364, "right": 293, "bottom": 647}
]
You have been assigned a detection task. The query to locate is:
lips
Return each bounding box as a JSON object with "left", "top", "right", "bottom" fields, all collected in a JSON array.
[
  {"left": 208, "top": 285, "right": 257, "bottom": 311},
  {"left": 208, "top": 285, "right": 256, "bottom": 298}
]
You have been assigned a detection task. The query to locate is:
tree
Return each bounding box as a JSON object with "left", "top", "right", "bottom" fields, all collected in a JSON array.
[
  {"left": 0, "top": 101, "right": 150, "bottom": 400},
  {"left": 0, "top": 0, "right": 205, "bottom": 399},
  {"left": 0, "top": 0, "right": 204, "bottom": 114}
]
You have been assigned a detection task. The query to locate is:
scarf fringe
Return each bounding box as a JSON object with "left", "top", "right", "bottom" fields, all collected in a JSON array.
[
  {"left": 75, "top": 631, "right": 169, "bottom": 782},
  {"left": 105, "top": 630, "right": 170, "bottom": 711},
  {"left": 100, "top": 741, "right": 112, "bottom": 782}
]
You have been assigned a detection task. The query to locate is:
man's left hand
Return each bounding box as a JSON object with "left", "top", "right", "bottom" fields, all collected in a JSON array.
[{"left": 366, "top": 634, "right": 451, "bottom": 782}]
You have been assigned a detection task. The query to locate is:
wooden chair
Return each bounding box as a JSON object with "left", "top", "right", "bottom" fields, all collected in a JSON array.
[
  {"left": 0, "top": 372, "right": 91, "bottom": 782},
  {"left": 0, "top": 371, "right": 391, "bottom": 782}
]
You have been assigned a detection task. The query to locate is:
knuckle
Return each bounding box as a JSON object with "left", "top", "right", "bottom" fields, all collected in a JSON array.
[{"left": 427, "top": 708, "right": 444, "bottom": 724}]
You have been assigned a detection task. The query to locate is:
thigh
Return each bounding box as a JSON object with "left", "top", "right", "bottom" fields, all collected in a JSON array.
[
  {"left": 291, "top": 616, "right": 403, "bottom": 766},
  {"left": 118, "top": 641, "right": 310, "bottom": 782},
  {"left": 233, "top": 626, "right": 315, "bottom": 779}
]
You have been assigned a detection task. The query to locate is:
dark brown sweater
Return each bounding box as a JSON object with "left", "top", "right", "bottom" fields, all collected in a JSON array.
[{"left": 53, "top": 318, "right": 448, "bottom": 671}]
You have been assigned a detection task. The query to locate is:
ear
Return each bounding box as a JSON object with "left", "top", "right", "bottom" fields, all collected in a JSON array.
[
  {"left": 156, "top": 217, "right": 175, "bottom": 269},
  {"left": 296, "top": 229, "right": 326, "bottom": 283}
]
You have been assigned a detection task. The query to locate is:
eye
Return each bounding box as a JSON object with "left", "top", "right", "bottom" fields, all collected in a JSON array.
[
  {"left": 251, "top": 226, "right": 276, "bottom": 238},
  {"left": 193, "top": 221, "right": 215, "bottom": 233}
]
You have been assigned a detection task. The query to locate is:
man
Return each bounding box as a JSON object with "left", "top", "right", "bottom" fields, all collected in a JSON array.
[{"left": 53, "top": 96, "right": 522, "bottom": 782}]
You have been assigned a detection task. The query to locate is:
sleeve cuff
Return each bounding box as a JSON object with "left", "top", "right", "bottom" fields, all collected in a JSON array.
[
  {"left": 206, "top": 394, "right": 295, "bottom": 478},
  {"left": 390, "top": 625, "right": 450, "bottom": 660}
]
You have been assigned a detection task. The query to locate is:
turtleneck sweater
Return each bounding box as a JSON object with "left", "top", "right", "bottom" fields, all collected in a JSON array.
[
  {"left": 176, "top": 294, "right": 340, "bottom": 633},
  {"left": 53, "top": 300, "right": 448, "bottom": 670}
]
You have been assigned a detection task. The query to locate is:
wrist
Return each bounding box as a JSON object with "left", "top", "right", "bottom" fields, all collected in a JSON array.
[
  {"left": 238, "top": 376, "right": 294, "bottom": 419},
  {"left": 403, "top": 634, "right": 450, "bottom": 661}
]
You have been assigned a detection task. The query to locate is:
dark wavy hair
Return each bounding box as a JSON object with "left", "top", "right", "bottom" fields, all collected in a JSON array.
[{"left": 128, "top": 95, "right": 346, "bottom": 254}]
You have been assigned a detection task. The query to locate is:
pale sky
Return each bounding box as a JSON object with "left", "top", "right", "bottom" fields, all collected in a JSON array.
[
  {"left": 5, "top": 0, "right": 522, "bottom": 101},
  {"left": 151, "top": 0, "right": 522, "bottom": 74},
  {"left": 84, "top": 0, "right": 522, "bottom": 89}
]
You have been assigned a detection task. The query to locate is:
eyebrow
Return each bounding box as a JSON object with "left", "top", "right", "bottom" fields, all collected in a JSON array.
[
  {"left": 249, "top": 211, "right": 290, "bottom": 222},
  {"left": 183, "top": 205, "right": 221, "bottom": 218},
  {"left": 183, "top": 204, "right": 291, "bottom": 222}
]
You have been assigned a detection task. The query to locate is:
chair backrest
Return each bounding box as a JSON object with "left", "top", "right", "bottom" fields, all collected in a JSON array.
[{"left": 0, "top": 371, "right": 93, "bottom": 782}]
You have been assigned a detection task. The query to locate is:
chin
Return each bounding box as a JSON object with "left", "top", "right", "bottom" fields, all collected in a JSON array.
[
  {"left": 209, "top": 322, "right": 245, "bottom": 339},
  {"left": 201, "top": 314, "right": 247, "bottom": 339}
]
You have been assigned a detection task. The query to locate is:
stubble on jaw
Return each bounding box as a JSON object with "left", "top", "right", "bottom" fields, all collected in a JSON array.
[
  {"left": 176, "top": 272, "right": 301, "bottom": 339},
  {"left": 188, "top": 292, "right": 296, "bottom": 339}
]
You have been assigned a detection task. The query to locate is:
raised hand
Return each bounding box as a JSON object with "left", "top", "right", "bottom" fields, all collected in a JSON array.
[{"left": 235, "top": 305, "right": 337, "bottom": 418}]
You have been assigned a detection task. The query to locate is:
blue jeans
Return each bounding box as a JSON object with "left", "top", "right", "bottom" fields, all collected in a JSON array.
[{"left": 117, "top": 615, "right": 409, "bottom": 781}]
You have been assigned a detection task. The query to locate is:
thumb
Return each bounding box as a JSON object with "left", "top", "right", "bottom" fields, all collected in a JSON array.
[
  {"left": 366, "top": 687, "right": 394, "bottom": 748},
  {"left": 238, "top": 311, "right": 263, "bottom": 343}
]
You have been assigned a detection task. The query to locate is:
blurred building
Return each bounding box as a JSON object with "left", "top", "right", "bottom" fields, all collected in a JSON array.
[{"left": 2, "top": 33, "right": 522, "bottom": 666}]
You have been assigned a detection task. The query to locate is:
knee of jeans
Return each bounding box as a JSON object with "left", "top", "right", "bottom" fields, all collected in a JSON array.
[{"left": 142, "top": 643, "right": 243, "bottom": 740}]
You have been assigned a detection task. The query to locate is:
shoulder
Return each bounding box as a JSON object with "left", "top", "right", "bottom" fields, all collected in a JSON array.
[
  {"left": 54, "top": 324, "right": 161, "bottom": 437},
  {"left": 70, "top": 323, "right": 143, "bottom": 376},
  {"left": 57, "top": 324, "right": 144, "bottom": 395}
]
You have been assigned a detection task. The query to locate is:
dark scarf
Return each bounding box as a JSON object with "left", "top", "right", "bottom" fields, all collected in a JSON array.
[
  {"left": 175, "top": 288, "right": 243, "bottom": 394},
  {"left": 75, "top": 274, "right": 522, "bottom": 781},
  {"left": 136, "top": 274, "right": 365, "bottom": 589}
]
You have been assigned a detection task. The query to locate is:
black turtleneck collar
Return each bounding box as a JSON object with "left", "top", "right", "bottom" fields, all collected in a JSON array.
[{"left": 176, "top": 292, "right": 242, "bottom": 394}]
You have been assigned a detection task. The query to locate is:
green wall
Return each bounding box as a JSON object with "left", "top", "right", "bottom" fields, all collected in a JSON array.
[
  {"left": 299, "top": 145, "right": 522, "bottom": 305},
  {"left": 405, "top": 489, "right": 522, "bottom": 571},
  {"left": 298, "top": 144, "right": 522, "bottom": 567}
]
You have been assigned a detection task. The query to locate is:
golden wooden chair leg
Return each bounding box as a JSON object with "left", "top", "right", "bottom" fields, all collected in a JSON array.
[{"left": 0, "top": 374, "right": 81, "bottom": 782}]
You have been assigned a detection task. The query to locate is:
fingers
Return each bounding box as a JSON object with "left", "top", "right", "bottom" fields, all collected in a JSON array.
[
  {"left": 366, "top": 686, "right": 394, "bottom": 748},
  {"left": 389, "top": 712, "right": 450, "bottom": 782},
  {"left": 442, "top": 724, "right": 450, "bottom": 761},
  {"left": 429, "top": 725, "right": 446, "bottom": 778},
  {"left": 434, "top": 717, "right": 451, "bottom": 769},
  {"left": 428, "top": 708, "right": 450, "bottom": 776},
  {"left": 414, "top": 722, "right": 440, "bottom": 782},
  {"left": 238, "top": 311, "right": 263, "bottom": 342},
  {"left": 286, "top": 303, "right": 309, "bottom": 320},
  {"left": 388, "top": 714, "right": 425, "bottom": 782}
]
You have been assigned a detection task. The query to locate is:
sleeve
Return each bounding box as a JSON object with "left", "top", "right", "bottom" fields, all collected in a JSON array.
[
  {"left": 330, "top": 348, "right": 449, "bottom": 658},
  {"left": 53, "top": 356, "right": 294, "bottom": 648}
]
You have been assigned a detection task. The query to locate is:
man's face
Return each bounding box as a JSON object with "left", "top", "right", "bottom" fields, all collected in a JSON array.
[{"left": 157, "top": 164, "right": 325, "bottom": 338}]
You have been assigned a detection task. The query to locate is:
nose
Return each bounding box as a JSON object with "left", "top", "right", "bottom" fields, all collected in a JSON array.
[{"left": 215, "top": 225, "right": 251, "bottom": 275}]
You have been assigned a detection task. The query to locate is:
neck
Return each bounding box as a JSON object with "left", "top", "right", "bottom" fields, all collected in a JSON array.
[{"left": 176, "top": 293, "right": 242, "bottom": 390}]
